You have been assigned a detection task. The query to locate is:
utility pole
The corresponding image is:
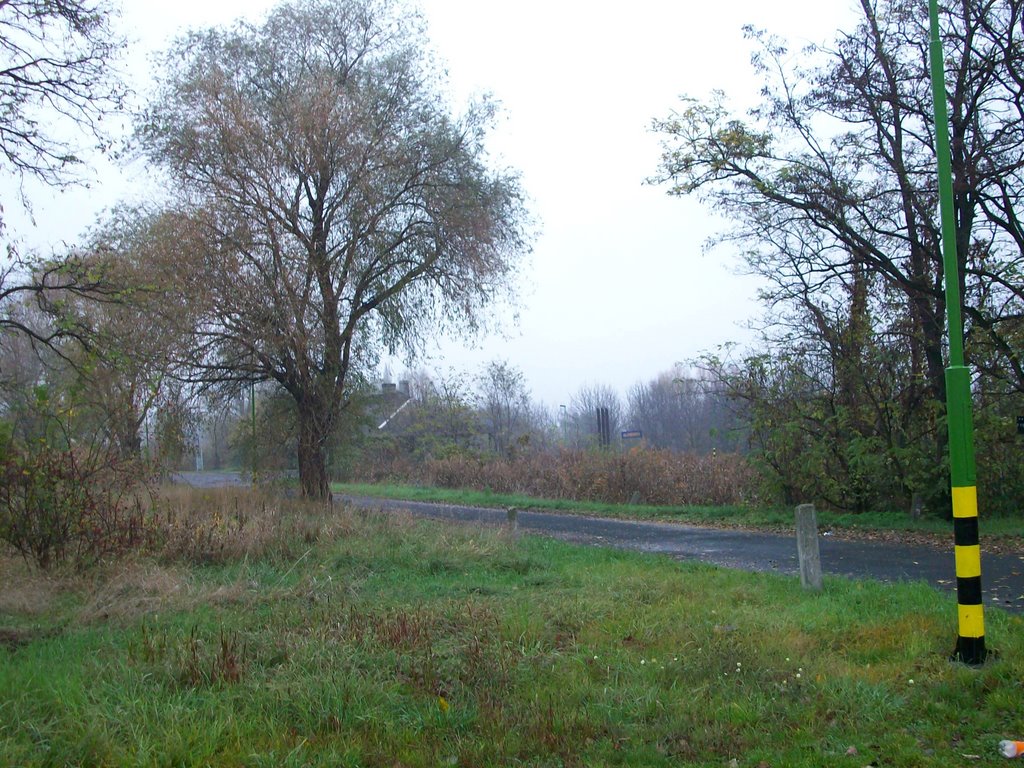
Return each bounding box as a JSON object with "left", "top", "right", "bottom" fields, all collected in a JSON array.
[{"left": 928, "top": 0, "right": 986, "bottom": 665}]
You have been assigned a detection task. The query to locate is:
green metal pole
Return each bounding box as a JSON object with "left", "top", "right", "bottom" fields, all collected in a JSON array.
[{"left": 928, "top": 0, "right": 986, "bottom": 665}]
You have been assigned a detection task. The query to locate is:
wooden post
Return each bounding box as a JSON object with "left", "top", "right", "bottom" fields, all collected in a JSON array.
[{"left": 795, "top": 503, "right": 822, "bottom": 591}]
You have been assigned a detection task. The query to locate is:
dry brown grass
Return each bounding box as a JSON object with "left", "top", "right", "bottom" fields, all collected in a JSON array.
[
  {"left": 151, "top": 485, "right": 357, "bottom": 565},
  {"left": 0, "top": 486, "right": 368, "bottom": 628},
  {"left": 77, "top": 562, "right": 189, "bottom": 623},
  {"left": 364, "top": 448, "right": 760, "bottom": 507},
  {"left": 1, "top": 553, "right": 244, "bottom": 626},
  {"left": 0, "top": 555, "right": 80, "bottom": 616}
]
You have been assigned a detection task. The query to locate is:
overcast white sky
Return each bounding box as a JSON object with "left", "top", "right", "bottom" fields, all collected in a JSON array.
[{"left": 7, "top": 0, "right": 859, "bottom": 410}]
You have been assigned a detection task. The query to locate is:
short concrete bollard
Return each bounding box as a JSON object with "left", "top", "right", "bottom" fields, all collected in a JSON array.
[
  {"left": 795, "top": 503, "right": 823, "bottom": 591},
  {"left": 506, "top": 506, "right": 519, "bottom": 539}
]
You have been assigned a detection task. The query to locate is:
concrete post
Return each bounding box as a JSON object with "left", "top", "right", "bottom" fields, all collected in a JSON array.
[
  {"left": 795, "top": 503, "right": 823, "bottom": 591},
  {"left": 506, "top": 506, "right": 519, "bottom": 540}
]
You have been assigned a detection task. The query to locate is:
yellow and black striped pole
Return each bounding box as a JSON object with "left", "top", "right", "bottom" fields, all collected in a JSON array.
[
  {"left": 928, "top": 0, "right": 986, "bottom": 665},
  {"left": 947, "top": 367, "right": 985, "bottom": 664}
]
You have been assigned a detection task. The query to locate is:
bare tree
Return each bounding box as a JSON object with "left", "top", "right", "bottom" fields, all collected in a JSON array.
[
  {"left": 0, "top": 0, "right": 125, "bottom": 188},
  {"left": 138, "top": 0, "right": 530, "bottom": 498},
  {"left": 0, "top": 250, "right": 130, "bottom": 358},
  {"left": 0, "top": 0, "right": 126, "bottom": 353},
  {"left": 628, "top": 368, "right": 743, "bottom": 454},
  {"left": 475, "top": 360, "right": 531, "bottom": 457}
]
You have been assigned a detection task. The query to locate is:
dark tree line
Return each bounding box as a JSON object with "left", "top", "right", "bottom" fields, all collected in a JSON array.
[{"left": 10, "top": 0, "right": 1024, "bottom": 519}]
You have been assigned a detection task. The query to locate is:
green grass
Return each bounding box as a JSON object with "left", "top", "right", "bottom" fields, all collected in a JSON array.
[
  {"left": 2, "top": 490, "right": 1023, "bottom": 766},
  {"left": 333, "top": 481, "right": 1024, "bottom": 539}
]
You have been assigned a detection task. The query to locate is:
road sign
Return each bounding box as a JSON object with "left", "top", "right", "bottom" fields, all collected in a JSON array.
[{"left": 621, "top": 430, "right": 642, "bottom": 440}]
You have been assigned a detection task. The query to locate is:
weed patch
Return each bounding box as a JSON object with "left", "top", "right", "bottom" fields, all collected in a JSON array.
[{"left": 151, "top": 485, "right": 354, "bottom": 564}]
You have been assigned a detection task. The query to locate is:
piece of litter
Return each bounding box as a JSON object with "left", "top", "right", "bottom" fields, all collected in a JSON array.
[{"left": 999, "top": 739, "right": 1024, "bottom": 758}]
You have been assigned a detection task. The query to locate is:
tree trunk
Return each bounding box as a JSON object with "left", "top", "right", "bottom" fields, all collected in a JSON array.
[
  {"left": 297, "top": 403, "right": 331, "bottom": 501},
  {"left": 111, "top": 409, "right": 143, "bottom": 461}
]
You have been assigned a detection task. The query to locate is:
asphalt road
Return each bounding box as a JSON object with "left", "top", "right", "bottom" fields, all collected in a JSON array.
[{"left": 173, "top": 472, "right": 1024, "bottom": 613}]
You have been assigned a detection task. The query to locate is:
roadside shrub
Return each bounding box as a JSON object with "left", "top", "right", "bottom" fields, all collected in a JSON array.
[{"left": 0, "top": 443, "right": 152, "bottom": 569}]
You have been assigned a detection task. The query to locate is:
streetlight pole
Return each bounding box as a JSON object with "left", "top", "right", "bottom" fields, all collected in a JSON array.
[{"left": 928, "top": 0, "right": 986, "bottom": 665}]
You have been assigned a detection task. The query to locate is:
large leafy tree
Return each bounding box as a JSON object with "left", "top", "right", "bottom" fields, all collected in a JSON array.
[
  {"left": 138, "top": 0, "right": 530, "bottom": 498},
  {"left": 655, "top": 0, "right": 1024, "bottom": 401},
  {"left": 653, "top": 0, "right": 1024, "bottom": 513}
]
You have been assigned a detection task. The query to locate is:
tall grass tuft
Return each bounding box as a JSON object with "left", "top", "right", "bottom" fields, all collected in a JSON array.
[{"left": 151, "top": 486, "right": 356, "bottom": 564}]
